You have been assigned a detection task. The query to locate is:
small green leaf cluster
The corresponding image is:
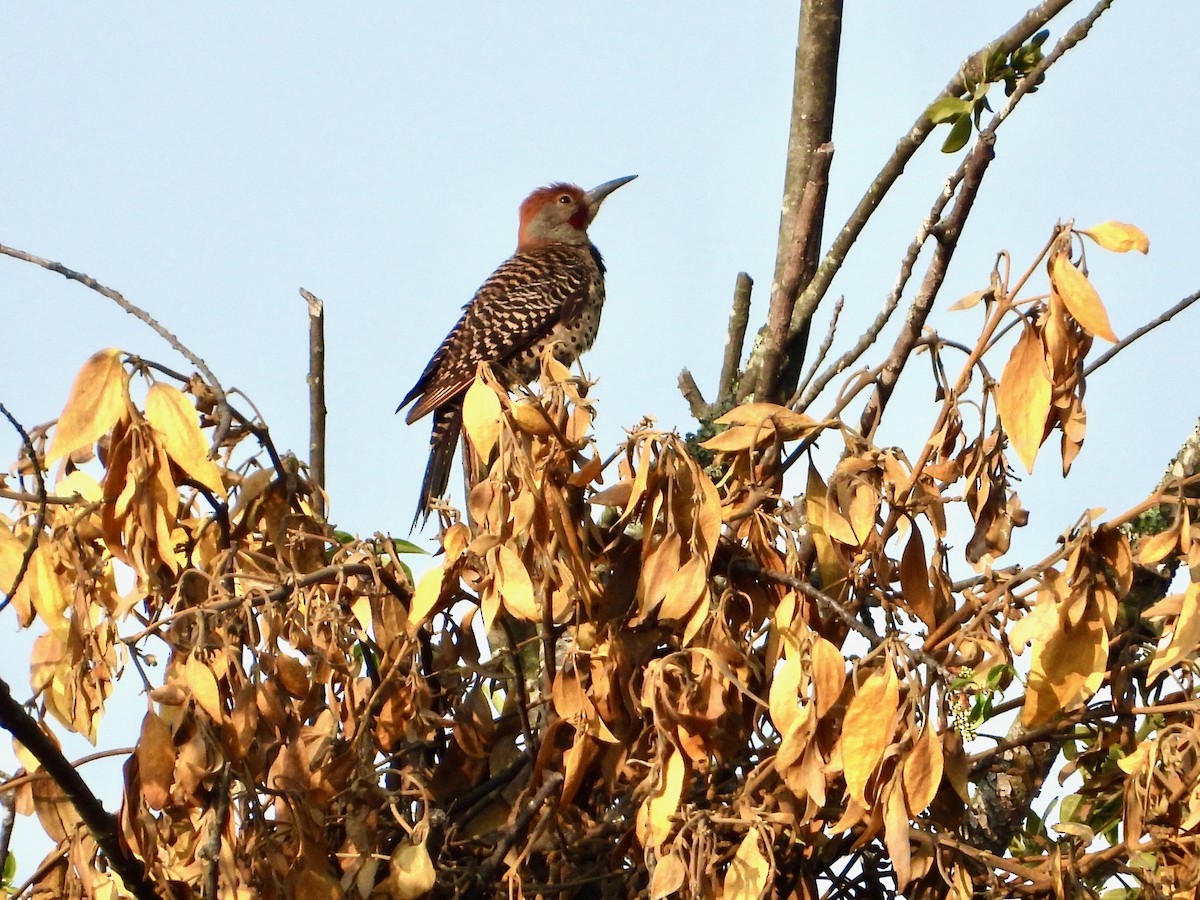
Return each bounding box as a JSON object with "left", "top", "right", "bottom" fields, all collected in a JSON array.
[{"left": 927, "top": 30, "right": 1049, "bottom": 152}]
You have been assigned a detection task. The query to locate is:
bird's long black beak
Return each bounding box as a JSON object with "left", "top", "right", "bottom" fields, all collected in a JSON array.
[{"left": 584, "top": 175, "right": 637, "bottom": 218}]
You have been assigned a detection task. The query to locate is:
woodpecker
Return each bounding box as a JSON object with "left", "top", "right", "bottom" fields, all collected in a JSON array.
[{"left": 398, "top": 175, "right": 637, "bottom": 527}]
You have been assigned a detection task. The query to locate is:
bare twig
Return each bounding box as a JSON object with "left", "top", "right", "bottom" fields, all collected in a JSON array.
[
  {"left": 0, "top": 747, "right": 136, "bottom": 795},
  {"left": 0, "top": 403, "right": 46, "bottom": 615},
  {"left": 0, "top": 243, "right": 233, "bottom": 450},
  {"left": 200, "top": 765, "right": 234, "bottom": 900},
  {"left": 731, "top": 559, "right": 953, "bottom": 677},
  {"left": 0, "top": 488, "right": 79, "bottom": 506},
  {"left": 677, "top": 369, "right": 709, "bottom": 419},
  {"left": 791, "top": 295, "right": 843, "bottom": 408},
  {"left": 859, "top": 135, "right": 996, "bottom": 435},
  {"left": 716, "top": 273, "right": 754, "bottom": 407},
  {"left": 1084, "top": 287, "right": 1200, "bottom": 376},
  {"left": 301, "top": 289, "right": 327, "bottom": 517},
  {"left": 0, "top": 677, "right": 157, "bottom": 899},
  {"left": 471, "top": 772, "right": 565, "bottom": 893}
]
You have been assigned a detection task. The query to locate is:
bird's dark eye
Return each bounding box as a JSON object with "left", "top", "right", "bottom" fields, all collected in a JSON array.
[{"left": 558, "top": 194, "right": 572, "bottom": 204}]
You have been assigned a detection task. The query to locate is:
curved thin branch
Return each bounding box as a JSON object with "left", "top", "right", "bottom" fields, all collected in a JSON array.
[
  {"left": 1084, "top": 287, "right": 1200, "bottom": 376},
  {"left": 0, "top": 243, "right": 232, "bottom": 450},
  {"left": 0, "top": 403, "right": 46, "bottom": 615}
]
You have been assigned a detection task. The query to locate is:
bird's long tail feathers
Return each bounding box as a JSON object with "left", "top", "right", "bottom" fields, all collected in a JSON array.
[{"left": 412, "top": 401, "right": 463, "bottom": 531}]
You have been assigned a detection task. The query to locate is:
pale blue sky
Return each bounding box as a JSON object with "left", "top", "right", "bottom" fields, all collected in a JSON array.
[{"left": 2, "top": 2, "right": 1197, "bottom": 882}]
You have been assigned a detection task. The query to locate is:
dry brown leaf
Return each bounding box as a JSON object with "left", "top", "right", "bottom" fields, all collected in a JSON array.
[
  {"left": 723, "top": 829, "right": 770, "bottom": 900},
  {"left": 948, "top": 289, "right": 988, "bottom": 312},
  {"left": 810, "top": 636, "right": 846, "bottom": 720},
  {"left": 996, "top": 325, "right": 1052, "bottom": 473},
  {"left": 137, "top": 710, "right": 175, "bottom": 811},
  {"left": 495, "top": 544, "right": 538, "bottom": 621},
  {"left": 883, "top": 777, "right": 912, "bottom": 890},
  {"left": 636, "top": 747, "right": 686, "bottom": 850},
  {"left": 144, "top": 383, "right": 225, "bottom": 497},
  {"left": 388, "top": 840, "right": 436, "bottom": 899},
  {"left": 1148, "top": 581, "right": 1200, "bottom": 683},
  {"left": 902, "top": 722, "right": 944, "bottom": 815},
  {"left": 649, "top": 850, "right": 688, "bottom": 900},
  {"left": 184, "top": 654, "right": 224, "bottom": 722},
  {"left": 899, "top": 527, "right": 936, "bottom": 629},
  {"left": 1080, "top": 220, "right": 1150, "bottom": 254},
  {"left": 408, "top": 563, "right": 447, "bottom": 632},
  {"left": 1139, "top": 521, "right": 1181, "bottom": 565},
  {"left": 715, "top": 402, "right": 821, "bottom": 440},
  {"left": 1023, "top": 605, "right": 1107, "bottom": 727},
  {"left": 700, "top": 423, "right": 772, "bottom": 453},
  {"left": 658, "top": 555, "right": 707, "bottom": 621},
  {"left": 46, "top": 348, "right": 129, "bottom": 464},
  {"left": 769, "top": 653, "right": 804, "bottom": 737},
  {"left": 1049, "top": 253, "right": 1118, "bottom": 343},
  {"left": 841, "top": 666, "right": 899, "bottom": 806}
]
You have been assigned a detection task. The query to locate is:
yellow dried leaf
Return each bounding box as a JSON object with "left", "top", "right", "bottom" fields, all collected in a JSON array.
[
  {"left": 137, "top": 710, "right": 175, "bottom": 810},
  {"left": 884, "top": 777, "right": 912, "bottom": 889},
  {"left": 841, "top": 666, "right": 899, "bottom": 806},
  {"left": 55, "top": 470, "right": 103, "bottom": 503},
  {"left": 1139, "top": 522, "right": 1181, "bottom": 566},
  {"left": 0, "top": 528, "right": 34, "bottom": 626},
  {"left": 649, "top": 850, "right": 687, "bottom": 900},
  {"left": 659, "top": 555, "right": 708, "bottom": 621},
  {"left": 723, "top": 829, "right": 770, "bottom": 900},
  {"left": 462, "top": 376, "right": 503, "bottom": 461},
  {"left": 29, "top": 547, "right": 70, "bottom": 641},
  {"left": 509, "top": 399, "right": 555, "bottom": 436},
  {"left": 407, "top": 564, "right": 446, "bottom": 632},
  {"left": 442, "top": 522, "right": 471, "bottom": 560},
  {"left": 1148, "top": 581, "right": 1200, "bottom": 684},
  {"left": 899, "top": 527, "right": 935, "bottom": 629},
  {"left": 810, "top": 636, "right": 845, "bottom": 720},
  {"left": 1116, "top": 741, "right": 1152, "bottom": 776},
  {"left": 144, "top": 383, "right": 225, "bottom": 497},
  {"left": 948, "top": 289, "right": 988, "bottom": 312},
  {"left": 389, "top": 840, "right": 436, "bottom": 899},
  {"left": 184, "top": 655, "right": 224, "bottom": 723},
  {"left": 1023, "top": 605, "right": 1106, "bottom": 726},
  {"left": 639, "top": 532, "right": 682, "bottom": 617},
  {"left": 769, "top": 653, "right": 804, "bottom": 736},
  {"left": 552, "top": 669, "right": 587, "bottom": 721},
  {"left": 46, "top": 348, "right": 129, "bottom": 464},
  {"left": 700, "top": 423, "right": 771, "bottom": 452},
  {"left": 1049, "top": 253, "right": 1118, "bottom": 343},
  {"left": 715, "top": 402, "right": 821, "bottom": 440},
  {"left": 636, "top": 747, "right": 686, "bottom": 850},
  {"left": 902, "top": 723, "right": 944, "bottom": 815},
  {"left": 495, "top": 544, "right": 538, "bottom": 621},
  {"left": 1080, "top": 220, "right": 1150, "bottom": 254},
  {"left": 996, "top": 325, "right": 1052, "bottom": 473}
]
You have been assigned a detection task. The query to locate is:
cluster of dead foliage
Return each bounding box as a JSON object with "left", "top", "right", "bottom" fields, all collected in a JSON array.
[{"left": 3, "top": 218, "right": 1200, "bottom": 899}]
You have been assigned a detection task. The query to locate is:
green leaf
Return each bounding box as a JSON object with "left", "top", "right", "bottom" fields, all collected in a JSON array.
[
  {"left": 388, "top": 538, "right": 428, "bottom": 555},
  {"left": 927, "top": 96, "right": 971, "bottom": 124},
  {"left": 3, "top": 851, "right": 15, "bottom": 886},
  {"left": 941, "top": 114, "right": 972, "bottom": 153}
]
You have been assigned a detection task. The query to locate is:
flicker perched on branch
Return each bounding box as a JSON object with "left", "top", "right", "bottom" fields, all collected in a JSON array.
[{"left": 397, "top": 175, "right": 636, "bottom": 527}]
